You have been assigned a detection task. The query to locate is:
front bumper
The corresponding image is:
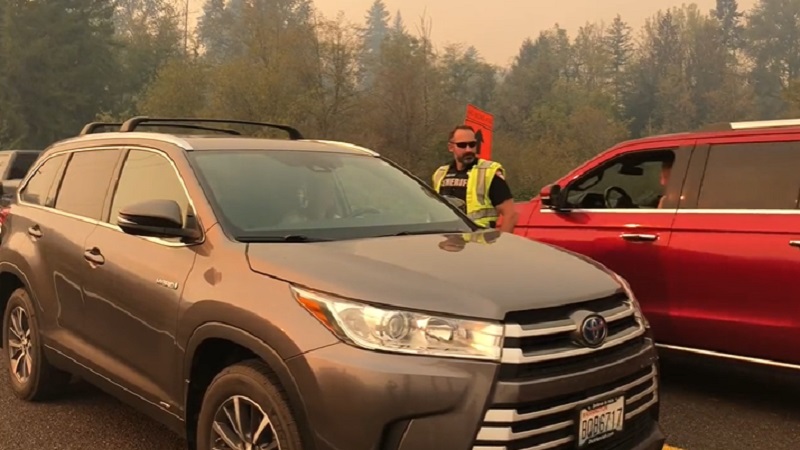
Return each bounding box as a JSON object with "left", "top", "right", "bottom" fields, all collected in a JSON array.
[{"left": 285, "top": 336, "right": 662, "bottom": 450}]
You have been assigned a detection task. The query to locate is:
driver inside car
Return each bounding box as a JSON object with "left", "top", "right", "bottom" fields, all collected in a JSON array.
[
  {"left": 279, "top": 176, "right": 342, "bottom": 225},
  {"left": 656, "top": 158, "right": 673, "bottom": 208}
]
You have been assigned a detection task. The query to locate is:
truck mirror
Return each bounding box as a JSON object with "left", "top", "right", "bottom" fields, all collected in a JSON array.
[{"left": 541, "top": 184, "right": 567, "bottom": 212}]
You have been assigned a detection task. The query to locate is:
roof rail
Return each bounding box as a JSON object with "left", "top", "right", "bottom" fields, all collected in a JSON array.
[
  {"left": 729, "top": 118, "right": 800, "bottom": 130},
  {"left": 119, "top": 116, "right": 304, "bottom": 139},
  {"left": 80, "top": 121, "right": 243, "bottom": 136},
  {"left": 80, "top": 122, "right": 122, "bottom": 135}
]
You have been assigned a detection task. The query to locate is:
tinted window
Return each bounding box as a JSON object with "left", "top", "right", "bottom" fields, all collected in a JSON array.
[
  {"left": 109, "top": 149, "right": 189, "bottom": 226},
  {"left": 188, "top": 150, "right": 471, "bottom": 241},
  {"left": 19, "top": 154, "right": 67, "bottom": 207},
  {"left": 55, "top": 149, "right": 120, "bottom": 220},
  {"left": 697, "top": 142, "right": 800, "bottom": 209},
  {"left": 9, "top": 152, "right": 40, "bottom": 179},
  {"left": 565, "top": 149, "right": 676, "bottom": 209}
]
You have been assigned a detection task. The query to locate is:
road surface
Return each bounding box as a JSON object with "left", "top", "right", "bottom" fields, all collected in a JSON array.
[{"left": 0, "top": 352, "right": 797, "bottom": 449}]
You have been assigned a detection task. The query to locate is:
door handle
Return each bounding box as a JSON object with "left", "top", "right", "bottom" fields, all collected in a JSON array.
[
  {"left": 83, "top": 248, "right": 105, "bottom": 266},
  {"left": 27, "top": 225, "right": 42, "bottom": 238},
  {"left": 789, "top": 240, "right": 800, "bottom": 248},
  {"left": 620, "top": 233, "right": 658, "bottom": 242}
]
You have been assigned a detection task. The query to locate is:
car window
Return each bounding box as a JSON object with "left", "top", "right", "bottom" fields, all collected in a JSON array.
[
  {"left": 19, "top": 154, "right": 67, "bottom": 207},
  {"left": 565, "top": 149, "right": 676, "bottom": 209},
  {"left": 697, "top": 142, "right": 800, "bottom": 210},
  {"left": 109, "top": 149, "right": 189, "bottom": 227},
  {"left": 9, "top": 152, "right": 40, "bottom": 179},
  {"left": 188, "top": 150, "right": 472, "bottom": 240},
  {"left": 55, "top": 149, "right": 121, "bottom": 220}
]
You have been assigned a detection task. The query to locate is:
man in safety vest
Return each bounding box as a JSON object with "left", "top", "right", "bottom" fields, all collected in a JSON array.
[{"left": 431, "top": 124, "right": 518, "bottom": 232}]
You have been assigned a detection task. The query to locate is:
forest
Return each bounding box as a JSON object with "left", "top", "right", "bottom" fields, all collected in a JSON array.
[{"left": 0, "top": 0, "right": 795, "bottom": 198}]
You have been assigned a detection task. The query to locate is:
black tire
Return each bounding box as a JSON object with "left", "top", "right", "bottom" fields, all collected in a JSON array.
[
  {"left": 2, "top": 287, "right": 70, "bottom": 401},
  {"left": 196, "top": 359, "right": 304, "bottom": 450}
]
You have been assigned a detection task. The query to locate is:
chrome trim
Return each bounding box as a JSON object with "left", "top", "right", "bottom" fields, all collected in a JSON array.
[
  {"left": 476, "top": 419, "right": 572, "bottom": 442},
  {"left": 482, "top": 366, "right": 655, "bottom": 424},
  {"left": 540, "top": 207, "right": 800, "bottom": 215},
  {"left": 504, "top": 303, "right": 634, "bottom": 339},
  {"left": 501, "top": 324, "right": 645, "bottom": 364},
  {"left": 54, "top": 132, "right": 193, "bottom": 150},
  {"left": 16, "top": 145, "right": 205, "bottom": 248},
  {"left": 729, "top": 118, "right": 800, "bottom": 129},
  {"left": 501, "top": 299, "right": 642, "bottom": 365},
  {"left": 540, "top": 208, "right": 677, "bottom": 214},
  {"left": 655, "top": 343, "right": 800, "bottom": 371},
  {"left": 473, "top": 365, "right": 658, "bottom": 450},
  {"left": 620, "top": 233, "right": 658, "bottom": 241}
]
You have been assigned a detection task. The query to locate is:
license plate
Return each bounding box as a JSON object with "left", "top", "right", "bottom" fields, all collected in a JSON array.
[{"left": 577, "top": 395, "right": 625, "bottom": 447}]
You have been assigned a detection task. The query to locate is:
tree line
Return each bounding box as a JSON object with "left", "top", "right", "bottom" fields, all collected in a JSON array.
[{"left": 0, "top": 0, "right": 796, "bottom": 198}]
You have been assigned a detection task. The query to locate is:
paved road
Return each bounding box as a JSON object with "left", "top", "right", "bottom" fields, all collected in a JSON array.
[{"left": 0, "top": 352, "right": 798, "bottom": 450}]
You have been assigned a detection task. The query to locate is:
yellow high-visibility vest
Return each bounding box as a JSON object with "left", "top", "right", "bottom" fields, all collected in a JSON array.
[{"left": 432, "top": 159, "right": 504, "bottom": 228}]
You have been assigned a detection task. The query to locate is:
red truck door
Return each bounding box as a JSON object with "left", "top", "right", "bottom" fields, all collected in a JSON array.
[
  {"left": 518, "top": 141, "right": 696, "bottom": 341},
  {"left": 662, "top": 135, "right": 800, "bottom": 366}
]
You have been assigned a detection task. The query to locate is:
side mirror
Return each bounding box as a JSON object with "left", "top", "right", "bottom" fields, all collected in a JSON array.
[
  {"left": 117, "top": 199, "right": 201, "bottom": 240},
  {"left": 0, "top": 179, "right": 20, "bottom": 207},
  {"left": 541, "top": 184, "right": 567, "bottom": 212},
  {"left": 540, "top": 184, "right": 554, "bottom": 206}
]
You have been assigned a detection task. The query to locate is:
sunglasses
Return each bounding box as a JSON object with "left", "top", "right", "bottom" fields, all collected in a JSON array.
[{"left": 452, "top": 141, "right": 477, "bottom": 149}]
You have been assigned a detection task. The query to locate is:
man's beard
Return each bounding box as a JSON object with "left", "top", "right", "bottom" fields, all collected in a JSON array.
[{"left": 459, "top": 152, "right": 476, "bottom": 164}]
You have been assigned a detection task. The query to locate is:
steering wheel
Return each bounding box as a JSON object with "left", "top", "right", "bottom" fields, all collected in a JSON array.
[
  {"left": 604, "top": 186, "right": 634, "bottom": 208},
  {"left": 346, "top": 207, "right": 381, "bottom": 218}
]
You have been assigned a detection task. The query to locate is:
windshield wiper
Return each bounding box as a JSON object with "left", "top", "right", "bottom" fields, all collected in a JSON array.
[
  {"left": 385, "top": 229, "right": 467, "bottom": 237},
  {"left": 240, "top": 235, "right": 333, "bottom": 242}
]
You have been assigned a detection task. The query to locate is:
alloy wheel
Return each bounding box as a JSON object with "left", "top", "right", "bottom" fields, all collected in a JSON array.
[
  {"left": 7, "top": 306, "right": 33, "bottom": 384},
  {"left": 211, "top": 395, "right": 280, "bottom": 450}
]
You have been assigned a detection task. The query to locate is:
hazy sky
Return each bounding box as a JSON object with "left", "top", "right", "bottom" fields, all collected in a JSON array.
[{"left": 188, "top": 0, "right": 759, "bottom": 67}]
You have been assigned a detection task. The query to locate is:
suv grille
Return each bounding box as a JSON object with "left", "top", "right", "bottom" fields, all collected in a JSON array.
[
  {"left": 473, "top": 364, "right": 659, "bottom": 450},
  {"left": 498, "top": 292, "right": 646, "bottom": 380}
]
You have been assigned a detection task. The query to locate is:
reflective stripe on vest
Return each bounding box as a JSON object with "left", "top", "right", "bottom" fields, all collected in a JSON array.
[
  {"left": 466, "top": 160, "right": 502, "bottom": 227},
  {"left": 432, "top": 165, "right": 449, "bottom": 192},
  {"left": 431, "top": 160, "right": 503, "bottom": 227}
]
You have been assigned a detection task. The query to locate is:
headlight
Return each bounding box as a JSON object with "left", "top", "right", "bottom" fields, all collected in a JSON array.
[
  {"left": 291, "top": 286, "right": 504, "bottom": 361},
  {"left": 610, "top": 273, "right": 649, "bottom": 328}
]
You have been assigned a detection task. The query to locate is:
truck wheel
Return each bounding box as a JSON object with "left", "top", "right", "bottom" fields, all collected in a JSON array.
[
  {"left": 196, "top": 359, "right": 304, "bottom": 450},
  {"left": 2, "top": 287, "right": 70, "bottom": 401}
]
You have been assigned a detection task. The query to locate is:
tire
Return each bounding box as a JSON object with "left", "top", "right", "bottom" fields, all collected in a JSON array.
[
  {"left": 196, "top": 359, "right": 304, "bottom": 450},
  {"left": 2, "top": 287, "right": 70, "bottom": 401}
]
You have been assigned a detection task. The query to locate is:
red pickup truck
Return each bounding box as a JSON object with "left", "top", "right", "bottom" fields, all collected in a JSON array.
[{"left": 512, "top": 118, "right": 800, "bottom": 371}]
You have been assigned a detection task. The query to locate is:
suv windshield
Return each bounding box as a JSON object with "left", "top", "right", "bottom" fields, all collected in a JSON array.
[{"left": 189, "top": 149, "right": 473, "bottom": 241}]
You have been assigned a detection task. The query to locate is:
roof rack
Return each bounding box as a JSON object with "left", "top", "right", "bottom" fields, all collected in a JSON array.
[
  {"left": 80, "top": 122, "right": 121, "bottom": 135},
  {"left": 118, "top": 116, "right": 304, "bottom": 140},
  {"left": 80, "top": 121, "right": 244, "bottom": 136},
  {"left": 728, "top": 118, "right": 800, "bottom": 130}
]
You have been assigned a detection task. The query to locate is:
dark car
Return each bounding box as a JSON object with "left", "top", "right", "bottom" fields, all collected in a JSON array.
[{"left": 0, "top": 117, "right": 664, "bottom": 450}]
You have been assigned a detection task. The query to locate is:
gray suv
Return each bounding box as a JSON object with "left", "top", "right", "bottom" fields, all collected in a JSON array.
[{"left": 0, "top": 117, "right": 664, "bottom": 450}]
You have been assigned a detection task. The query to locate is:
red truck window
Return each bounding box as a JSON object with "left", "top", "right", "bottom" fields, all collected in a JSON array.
[
  {"left": 696, "top": 142, "right": 800, "bottom": 210},
  {"left": 562, "top": 148, "right": 676, "bottom": 210}
]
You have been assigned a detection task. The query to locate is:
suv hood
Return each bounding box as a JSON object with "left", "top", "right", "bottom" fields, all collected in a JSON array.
[{"left": 246, "top": 230, "right": 623, "bottom": 321}]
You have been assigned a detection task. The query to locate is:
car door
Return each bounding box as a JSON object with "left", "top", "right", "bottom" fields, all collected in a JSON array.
[
  {"left": 663, "top": 136, "right": 800, "bottom": 366},
  {"left": 520, "top": 142, "right": 694, "bottom": 339},
  {"left": 80, "top": 146, "right": 198, "bottom": 412},
  {"left": 10, "top": 148, "right": 122, "bottom": 349}
]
